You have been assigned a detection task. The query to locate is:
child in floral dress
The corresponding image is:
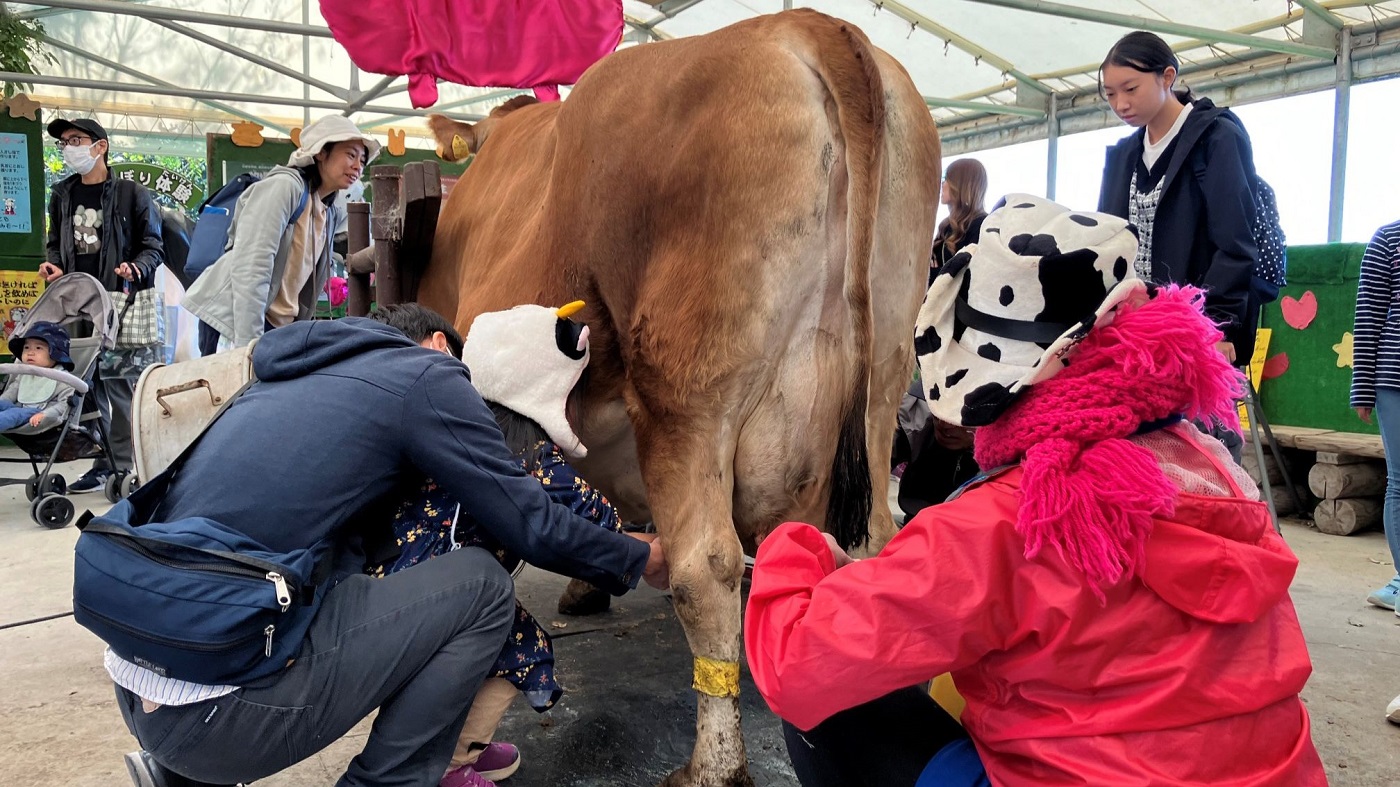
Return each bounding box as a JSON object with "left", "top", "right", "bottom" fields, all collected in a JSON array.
[{"left": 367, "top": 302, "right": 620, "bottom": 787}]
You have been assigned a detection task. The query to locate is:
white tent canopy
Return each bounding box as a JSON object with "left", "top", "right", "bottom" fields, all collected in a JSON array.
[
  {"left": 8, "top": 1, "right": 1399, "bottom": 140},
  {"left": 5, "top": 0, "right": 1398, "bottom": 231}
]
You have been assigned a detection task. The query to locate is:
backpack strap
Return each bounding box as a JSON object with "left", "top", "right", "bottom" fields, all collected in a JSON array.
[
  {"left": 287, "top": 186, "right": 311, "bottom": 227},
  {"left": 77, "top": 376, "right": 258, "bottom": 533}
]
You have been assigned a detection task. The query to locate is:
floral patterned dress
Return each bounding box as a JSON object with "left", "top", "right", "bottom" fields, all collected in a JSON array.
[{"left": 367, "top": 440, "right": 622, "bottom": 711}]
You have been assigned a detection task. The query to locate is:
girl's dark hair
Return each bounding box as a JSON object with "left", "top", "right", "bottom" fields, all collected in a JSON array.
[
  {"left": 488, "top": 401, "right": 550, "bottom": 469},
  {"left": 1100, "top": 31, "right": 1194, "bottom": 104}
]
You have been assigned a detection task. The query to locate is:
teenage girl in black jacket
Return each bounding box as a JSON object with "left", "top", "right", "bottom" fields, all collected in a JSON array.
[{"left": 1098, "top": 32, "right": 1262, "bottom": 363}]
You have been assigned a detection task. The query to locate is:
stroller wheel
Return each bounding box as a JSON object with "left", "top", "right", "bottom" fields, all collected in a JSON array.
[
  {"left": 42, "top": 474, "right": 67, "bottom": 497},
  {"left": 24, "top": 475, "right": 39, "bottom": 502},
  {"left": 120, "top": 473, "right": 139, "bottom": 499},
  {"left": 103, "top": 474, "right": 121, "bottom": 504},
  {"left": 32, "top": 494, "right": 76, "bottom": 529}
]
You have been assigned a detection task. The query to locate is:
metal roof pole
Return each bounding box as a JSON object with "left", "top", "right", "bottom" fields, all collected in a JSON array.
[
  {"left": 38, "top": 34, "right": 291, "bottom": 134},
  {"left": 302, "top": 0, "right": 311, "bottom": 127},
  {"left": 0, "top": 71, "right": 483, "bottom": 120},
  {"left": 358, "top": 88, "right": 525, "bottom": 130},
  {"left": 1328, "top": 26, "right": 1352, "bottom": 242},
  {"left": 926, "top": 96, "right": 1046, "bottom": 118},
  {"left": 145, "top": 19, "right": 347, "bottom": 99},
  {"left": 874, "top": 0, "right": 1052, "bottom": 96},
  {"left": 344, "top": 75, "right": 399, "bottom": 116},
  {"left": 18, "top": 0, "right": 334, "bottom": 37},
  {"left": 1045, "top": 96, "right": 1058, "bottom": 201},
  {"left": 960, "top": 0, "right": 1336, "bottom": 60},
  {"left": 1293, "top": 0, "right": 1345, "bottom": 30}
]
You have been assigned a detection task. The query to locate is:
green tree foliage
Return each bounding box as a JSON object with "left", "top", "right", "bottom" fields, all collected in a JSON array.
[{"left": 0, "top": 4, "right": 55, "bottom": 98}]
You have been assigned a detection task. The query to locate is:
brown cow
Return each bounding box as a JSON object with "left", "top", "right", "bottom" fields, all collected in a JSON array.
[{"left": 421, "top": 10, "right": 939, "bottom": 786}]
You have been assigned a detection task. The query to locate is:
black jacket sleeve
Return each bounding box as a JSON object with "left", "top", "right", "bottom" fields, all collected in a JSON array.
[
  {"left": 125, "top": 183, "right": 165, "bottom": 281},
  {"left": 46, "top": 185, "right": 65, "bottom": 270},
  {"left": 400, "top": 360, "right": 651, "bottom": 595},
  {"left": 1195, "top": 123, "right": 1258, "bottom": 342}
]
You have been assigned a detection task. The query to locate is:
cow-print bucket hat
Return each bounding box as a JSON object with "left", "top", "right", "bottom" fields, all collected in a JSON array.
[{"left": 915, "top": 193, "right": 1145, "bottom": 428}]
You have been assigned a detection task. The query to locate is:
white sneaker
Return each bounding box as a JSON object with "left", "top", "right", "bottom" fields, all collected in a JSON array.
[{"left": 1387, "top": 693, "right": 1400, "bottom": 725}]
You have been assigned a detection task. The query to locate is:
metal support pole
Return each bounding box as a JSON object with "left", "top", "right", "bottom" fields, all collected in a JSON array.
[
  {"left": 1328, "top": 27, "right": 1352, "bottom": 243},
  {"left": 302, "top": 0, "right": 311, "bottom": 127},
  {"left": 961, "top": 0, "right": 1336, "bottom": 60},
  {"left": 0, "top": 71, "right": 482, "bottom": 120},
  {"left": 346, "top": 203, "right": 372, "bottom": 317},
  {"left": 925, "top": 96, "right": 1045, "bottom": 118},
  {"left": 20, "top": 0, "right": 334, "bottom": 37},
  {"left": 147, "top": 19, "right": 346, "bottom": 99},
  {"left": 783, "top": 0, "right": 793, "bottom": 8},
  {"left": 39, "top": 34, "right": 292, "bottom": 134},
  {"left": 370, "top": 166, "right": 403, "bottom": 307},
  {"left": 1045, "top": 95, "right": 1059, "bottom": 200}
]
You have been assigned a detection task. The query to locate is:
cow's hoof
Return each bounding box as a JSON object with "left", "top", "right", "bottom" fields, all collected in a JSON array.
[
  {"left": 658, "top": 765, "right": 755, "bottom": 787},
  {"left": 557, "top": 579, "right": 611, "bottom": 616}
]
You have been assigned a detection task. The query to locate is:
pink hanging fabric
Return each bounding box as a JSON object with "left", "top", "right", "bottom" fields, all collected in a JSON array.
[{"left": 320, "top": 0, "right": 624, "bottom": 108}]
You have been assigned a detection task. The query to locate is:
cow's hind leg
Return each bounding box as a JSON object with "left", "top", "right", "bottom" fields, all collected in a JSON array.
[
  {"left": 557, "top": 578, "right": 611, "bottom": 616},
  {"left": 636, "top": 414, "right": 753, "bottom": 787}
]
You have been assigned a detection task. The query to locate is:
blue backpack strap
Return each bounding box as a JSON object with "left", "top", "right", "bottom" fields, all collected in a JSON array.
[
  {"left": 288, "top": 186, "right": 311, "bottom": 227},
  {"left": 943, "top": 464, "right": 1019, "bottom": 504}
]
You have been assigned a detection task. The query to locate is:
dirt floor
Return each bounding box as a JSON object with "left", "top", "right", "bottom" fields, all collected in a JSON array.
[{"left": 1, "top": 451, "right": 1397, "bottom": 786}]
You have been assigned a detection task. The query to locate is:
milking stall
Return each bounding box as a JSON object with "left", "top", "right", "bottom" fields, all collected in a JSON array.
[{"left": 2, "top": 2, "right": 1400, "bottom": 786}]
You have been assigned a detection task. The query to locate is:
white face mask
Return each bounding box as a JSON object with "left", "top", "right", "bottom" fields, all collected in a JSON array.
[{"left": 63, "top": 144, "right": 99, "bottom": 175}]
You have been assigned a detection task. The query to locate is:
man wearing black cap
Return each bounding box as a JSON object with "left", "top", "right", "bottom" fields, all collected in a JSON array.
[{"left": 41, "top": 117, "right": 164, "bottom": 492}]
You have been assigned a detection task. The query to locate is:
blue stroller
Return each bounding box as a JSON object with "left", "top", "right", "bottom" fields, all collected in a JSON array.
[{"left": 0, "top": 273, "right": 124, "bottom": 528}]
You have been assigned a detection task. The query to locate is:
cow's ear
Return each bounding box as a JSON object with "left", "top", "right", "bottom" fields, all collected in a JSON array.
[{"left": 427, "top": 114, "right": 477, "bottom": 162}]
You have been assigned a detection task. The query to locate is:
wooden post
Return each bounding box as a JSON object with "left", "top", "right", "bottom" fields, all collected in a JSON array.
[
  {"left": 371, "top": 165, "right": 404, "bottom": 307},
  {"left": 1308, "top": 461, "right": 1388, "bottom": 499},
  {"left": 1314, "top": 498, "right": 1384, "bottom": 536},
  {"left": 346, "top": 202, "right": 371, "bottom": 317},
  {"left": 398, "top": 160, "right": 441, "bottom": 304}
]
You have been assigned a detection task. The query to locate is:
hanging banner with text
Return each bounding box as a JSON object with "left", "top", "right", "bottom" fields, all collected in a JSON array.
[{"left": 112, "top": 164, "right": 205, "bottom": 211}]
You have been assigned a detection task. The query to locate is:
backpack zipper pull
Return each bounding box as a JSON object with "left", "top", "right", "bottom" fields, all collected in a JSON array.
[
  {"left": 267, "top": 572, "right": 291, "bottom": 612},
  {"left": 264, "top": 624, "right": 275, "bottom": 657}
]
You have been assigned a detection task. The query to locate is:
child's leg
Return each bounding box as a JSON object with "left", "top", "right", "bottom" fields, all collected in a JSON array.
[
  {"left": 451, "top": 677, "right": 517, "bottom": 769},
  {"left": 0, "top": 405, "right": 40, "bottom": 431}
]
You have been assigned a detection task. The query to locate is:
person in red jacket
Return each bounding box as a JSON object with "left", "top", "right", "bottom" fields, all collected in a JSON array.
[{"left": 745, "top": 194, "right": 1327, "bottom": 787}]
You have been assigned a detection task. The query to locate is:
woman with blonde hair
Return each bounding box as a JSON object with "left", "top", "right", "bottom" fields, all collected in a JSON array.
[{"left": 930, "top": 158, "right": 989, "bottom": 281}]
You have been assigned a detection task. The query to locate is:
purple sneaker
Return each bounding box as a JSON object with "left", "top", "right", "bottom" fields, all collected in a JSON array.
[
  {"left": 439, "top": 766, "right": 495, "bottom": 787},
  {"left": 473, "top": 742, "right": 521, "bottom": 781}
]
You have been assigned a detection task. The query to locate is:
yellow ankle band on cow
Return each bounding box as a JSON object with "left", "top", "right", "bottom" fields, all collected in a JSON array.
[{"left": 693, "top": 656, "right": 740, "bottom": 698}]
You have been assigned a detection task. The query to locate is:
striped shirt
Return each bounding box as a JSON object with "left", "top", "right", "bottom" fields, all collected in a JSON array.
[
  {"left": 1351, "top": 220, "right": 1400, "bottom": 408},
  {"left": 104, "top": 648, "right": 238, "bottom": 707}
]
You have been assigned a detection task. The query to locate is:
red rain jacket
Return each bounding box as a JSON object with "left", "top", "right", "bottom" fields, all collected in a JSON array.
[
  {"left": 319, "top": 0, "right": 623, "bottom": 107},
  {"left": 746, "top": 459, "right": 1327, "bottom": 785}
]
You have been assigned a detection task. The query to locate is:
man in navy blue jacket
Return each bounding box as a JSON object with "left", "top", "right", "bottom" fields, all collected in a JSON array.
[{"left": 114, "top": 309, "right": 666, "bottom": 787}]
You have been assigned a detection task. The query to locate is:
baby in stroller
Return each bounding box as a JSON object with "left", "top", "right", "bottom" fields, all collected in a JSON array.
[
  {"left": 2, "top": 273, "right": 124, "bottom": 528},
  {"left": 1, "top": 322, "right": 76, "bottom": 431}
]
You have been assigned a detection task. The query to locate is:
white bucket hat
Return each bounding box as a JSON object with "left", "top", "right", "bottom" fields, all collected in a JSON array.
[
  {"left": 915, "top": 194, "right": 1146, "bottom": 427},
  {"left": 461, "top": 301, "right": 592, "bottom": 459},
  {"left": 288, "top": 116, "right": 382, "bottom": 167}
]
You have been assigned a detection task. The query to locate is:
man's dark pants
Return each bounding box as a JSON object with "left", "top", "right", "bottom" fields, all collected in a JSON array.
[{"left": 116, "top": 547, "right": 516, "bottom": 787}]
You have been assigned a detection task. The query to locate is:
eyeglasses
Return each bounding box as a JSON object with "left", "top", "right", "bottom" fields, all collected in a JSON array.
[{"left": 55, "top": 136, "right": 95, "bottom": 148}]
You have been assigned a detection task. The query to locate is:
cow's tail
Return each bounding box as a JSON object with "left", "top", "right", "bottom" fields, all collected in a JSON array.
[{"left": 801, "top": 12, "right": 886, "bottom": 551}]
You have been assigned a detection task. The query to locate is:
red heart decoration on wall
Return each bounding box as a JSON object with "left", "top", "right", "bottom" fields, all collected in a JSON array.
[
  {"left": 1261, "top": 353, "right": 1290, "bottom": 380},
  {"left": 1280, "top": 291, "right": 1318, "bottom": 330}
]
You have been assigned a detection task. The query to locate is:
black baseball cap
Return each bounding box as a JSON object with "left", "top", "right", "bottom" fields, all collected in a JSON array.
[{"left": 46, "top": 117, "right": 107, "bottom": 142}]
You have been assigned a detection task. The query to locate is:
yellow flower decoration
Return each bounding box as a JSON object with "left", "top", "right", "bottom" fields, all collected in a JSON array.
[{"left": 1333, "top": 332, "right": 1354, "bottom": 368}]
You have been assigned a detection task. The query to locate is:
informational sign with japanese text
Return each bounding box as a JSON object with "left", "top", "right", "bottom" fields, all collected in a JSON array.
[
  {"left": 112, "top": 163, "right": 205, "bottom": 211},
  {"left": 0, "top": 133, "right": 33, "bottom": 234},
  {"left": 0, "top": 270, "right": 45, "bottom": 350}
]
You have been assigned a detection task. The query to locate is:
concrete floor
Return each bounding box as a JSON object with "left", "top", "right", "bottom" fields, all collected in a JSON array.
[{"left": 1, "top": 451, "right": 1397, "bottom": 786}]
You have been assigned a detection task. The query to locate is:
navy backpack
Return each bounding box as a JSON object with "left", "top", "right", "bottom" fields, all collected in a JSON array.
[{"left": 185, "top": 173, "right": 310, "bottom": 283}]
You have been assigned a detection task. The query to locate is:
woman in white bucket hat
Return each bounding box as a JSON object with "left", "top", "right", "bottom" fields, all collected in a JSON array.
[{"left": 185, "top": 116, "right": 381, "bottom": 353}]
